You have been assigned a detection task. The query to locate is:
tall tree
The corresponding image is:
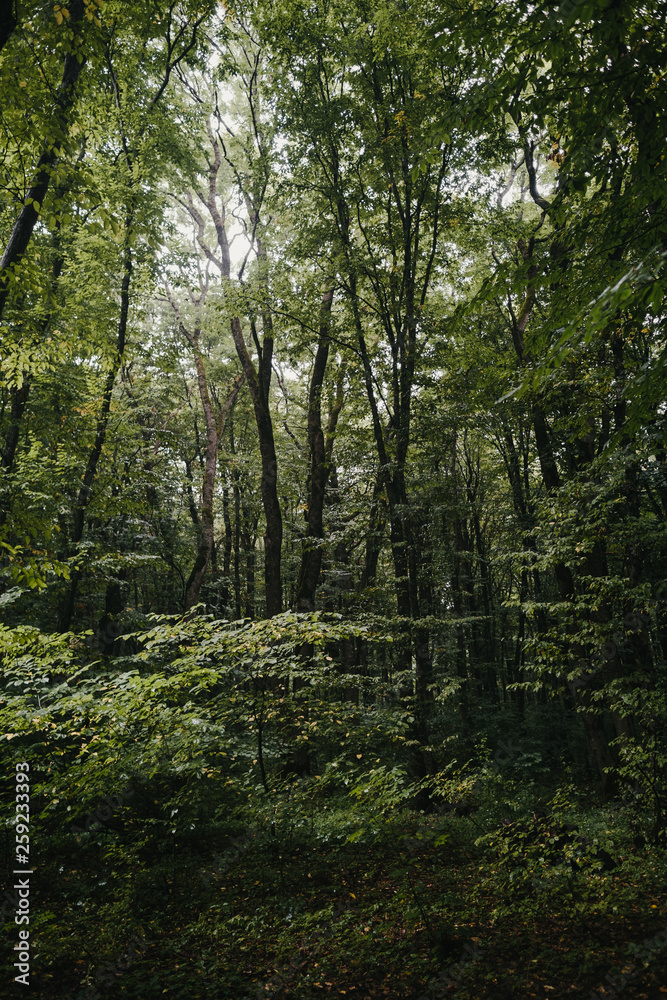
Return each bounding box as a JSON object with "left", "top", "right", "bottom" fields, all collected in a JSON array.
[{"left": 174, "top": 22, "right": 285, "bottom": 616}]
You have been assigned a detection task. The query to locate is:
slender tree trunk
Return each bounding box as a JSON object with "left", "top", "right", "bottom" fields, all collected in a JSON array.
[
  {"left": 221, "top": 484, "right": 232, "bottom": 613},
  {"left": 0, "top": 0, "right": 85, "bottom": 321},
  {"left": 59, "top": 223, "right": 133, "bottom": 631},
  {"left": 229, "top": 315, "right": 282, "bottom": 616},
  {"left": 98, "top": 570, "right": 127, "bottom": 656},
  {"left": 243, "top": 527, "right": 256, "bottom": 619},
  {"left": 0, "top": 3, "right": 17, "bottom": 54},
  {"left": 183, "top": 329, "right": 220, "bottom": 610},
  {"left": 182, "top": 340, "right": 242, "bottom": 611},
  {"left": 296, "top": 286, "right": 336, "bottom": 610},
  {"left": 233, "top": 467, "right": 242, "bottom": 618},
  {"left": 1, "top": 381, "right": 31, "bottom": 474},
  {"left": 360, "top": 475, "right": 386, "bottom": 589}
]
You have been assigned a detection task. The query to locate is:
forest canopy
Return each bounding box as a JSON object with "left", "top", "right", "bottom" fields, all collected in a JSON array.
[{"left": 1, "top": 1, "right": 667, "bottom": 997}]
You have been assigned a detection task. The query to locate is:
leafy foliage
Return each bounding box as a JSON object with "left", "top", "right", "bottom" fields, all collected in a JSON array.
[{"left": 2, "top": 1, "right": 667, "bottom": 997}]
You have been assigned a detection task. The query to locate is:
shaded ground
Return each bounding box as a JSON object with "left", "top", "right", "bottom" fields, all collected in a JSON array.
[{"left": 14, "top": 810, "right": 667, "bottom": 1000}]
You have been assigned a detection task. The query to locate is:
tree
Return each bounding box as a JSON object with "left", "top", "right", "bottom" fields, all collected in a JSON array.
[{"left": 173, "top": 22, "right": 286, "bottom": 615}]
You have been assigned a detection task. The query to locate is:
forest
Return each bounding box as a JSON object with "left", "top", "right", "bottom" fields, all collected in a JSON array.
[{"left": 1, "top": 0, "right": 667, "bottom": 997}]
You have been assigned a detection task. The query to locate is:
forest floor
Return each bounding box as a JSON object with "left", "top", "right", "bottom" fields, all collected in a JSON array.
[{"left": 28, "top": 808, "right": 667, "bottom": 1000}]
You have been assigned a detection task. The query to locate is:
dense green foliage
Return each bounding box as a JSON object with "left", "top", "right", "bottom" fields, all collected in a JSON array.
[{"left": 2, "top": 1, "right": 667, "bottom": 997}]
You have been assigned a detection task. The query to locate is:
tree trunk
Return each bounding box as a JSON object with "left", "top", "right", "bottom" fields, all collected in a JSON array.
[
  {"left": 243, "top": 527, "right": 256, "bottom": 619},
  {"left": 59, "top": 222, "right": 132, "bottom": 631},
  {"left": 0, "top": 3, "right": 17, "bottom": 54},
  {"left": 0, "top": 0, "right": 85, "bottom": 321},
  {"left": 229, "top": 315, "right": 282, "bottom": 616},
  {"left": 360, "top": 475, "right": 386, "bottom": 590},
  {"left": 183, "top": 337, "right": 242, "bottom": 611},
  {"left": 296, "top": 286, "right": 336, "bottom": 610},
  {"left": 221, "top": 484, "right": 232, "bottom": 613},
  {"left": 233, "top": 467, "right": 242, "bottom": 619},
  {"left": 1, "top": 381, "right": 31, "bottom": 474}
]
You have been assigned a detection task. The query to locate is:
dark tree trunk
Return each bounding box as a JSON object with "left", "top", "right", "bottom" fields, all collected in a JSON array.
[
  {"left": 243, "top": 528, "right": 256, "bottom": 619},
  {"left": 229, "top": 315, "right": 282, "bottom": 617},
  {"left": 98, "top": 571, "right": 127, "bottom": 656},
  {"left": 221, "top": 484, "right": 232, "bottom": 613},
  {"left": 233, "top": 469, "right": 242, "bottom": 619},
  {"left": 0, "top": 0, "right": 85, "bottom": 321},
  {"left": 1, "top": 381, "right": 31, "bottom": 473},
  {"left": 360, "top": 475, "right": 386, "bottom": 589},
  {"left": 184, "top": 330, "right": 219, "bottom": 610},
  {"left": 296, "top": 287, "right": 335, "bottom": 610},
  {"left": 0, "top": 3, "right": 17, "bottom": 54},
  {"left": 59, "top": 224, "right": 132, "bottom": 631},
  {"left": 182, "top": 340, "right": 242, "bottom": 611}
]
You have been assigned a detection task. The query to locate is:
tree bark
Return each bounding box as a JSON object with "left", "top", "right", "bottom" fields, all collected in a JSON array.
[
  {"left": 183, "top": 333, "right": 243, "bottom": 610},
  {"left": 228, "top": 314, "right": 282, "bottom": 617},
  {"left": 360, "top": 474, "right": 386, "bottom": 590},
  {"left": 296, "top": 286, "right": 335, "bottom": 610},
  {"left": 0, "top": 0, "right": 85, "bottom": 321},
  {"left": 221, "top": 484, "right": 232, "bottom": 612},
  {"left": 0, "top": 2, "right": 17, "bottom": 54},
  {"left": 60, "top": 221, "right": 132, "bottom": 631},
  {"left": 1, "top": 381, "right": 31, "bottom": 474}
]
